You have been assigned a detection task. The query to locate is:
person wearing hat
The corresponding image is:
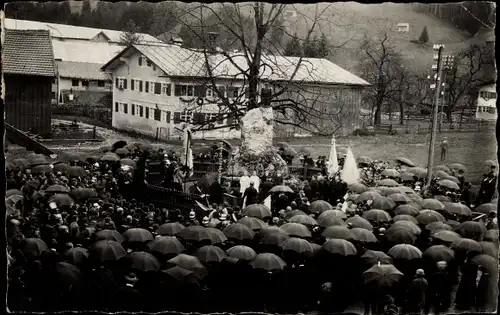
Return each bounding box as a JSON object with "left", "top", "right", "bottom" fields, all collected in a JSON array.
[
  {"left": 201, "top": 216, "right": 210, "bottom": 226},
  {"left": 242, "top": 181, "right": 258, "bottom": 208},
  {"left": 114, "top": 272, "right": 141, "bottom": 311},
  {"left": 485, "top": 210, "right": 498, "bottom": 230},
  {"left": 403, "top": 269, "right": 428, "bottom": 314},
  {"left": 426, "top": 261, "right": 452, "bottom": 314},
  {"left": 476, "top": 164, "right": 497, "bottom": 205}
]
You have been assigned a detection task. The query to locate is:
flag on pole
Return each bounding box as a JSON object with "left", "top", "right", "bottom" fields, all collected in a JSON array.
[
  {"left": 341, "top": 146, "right": 360, "bottom": 185},
  {"left": 327, "top": 136, "right": 339, "bottom": 177},
  {"left": 263, "top": 195, "right": 272, "bottom": 210},
  {"left": 242, "top": 196, "right": 248, "bottom": 208},
  {"left": 183, "top": 126, "right": 194, "bottom": 176}
]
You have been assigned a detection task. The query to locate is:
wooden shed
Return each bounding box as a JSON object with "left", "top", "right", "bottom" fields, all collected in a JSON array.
[{"left": 3, "top": 29, "right": 56, "bottom": 137}]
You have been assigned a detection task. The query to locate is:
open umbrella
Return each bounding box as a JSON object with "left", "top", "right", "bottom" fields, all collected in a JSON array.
[
  {"left": 388, "top": 244, "right": 422, "bottom": 260},
  {"left": 423, "top": 245, "right": 455, "bottom": 262},
  {"left": 285, "top": 210, "right": 308, "bottom": 219},
  {"left": 441, "top": 202, "right": 472, "bottom": 217},
  {"left": 363, "top": 264, "right": 403, "bottom": 287},
  {"left": 89, "top": 240, "right": 127, "bottom": 262},
  {"left": 346, "top": 215, "right": 373, "bottom": 231},
  {"left": 148, "top": 235, "right": 185, "bottom": 256},
  {"left": 223, "top": 223, "right": 255, "bottom": 241},
  {"left": 195, "top": 245, "right": 227, "bottom": 264},
  {"left": 393, "top": 215, "right": 418, "bottom": 224},
  {"left": 432, "top": 230, "right": 462, "bottom": 243},
  {"left": 433, "top": 195, "right": 451, "bottom": 203},
  {"left": 120, "top": 158, "right": 137, "bottom": 168},
  {"left": 58, "top": 152, "right": 83, "bottom": 162},
  {"left": 451, "top": 238, "right": 482, "bottom": 253},
  {"left": 6, "top": 194, "right": 24, "bottom": 206},
  {"left": 250, "top": 253, "right": 287, "bottom": 271},
  {"left": 377, "top": 187, "right": 402, "bottom": 197},
  {"left": 258, "top": 226, "right": 286, "bottom": 238},
  {"left": 484, "top": 229, "right": 499, "bottom": 243},
  {"left": 448, "top": 163, "right": 467, "bottom": 173},
  {"left": 12, "top": 158, "right": 30, "bottom": 169},
  {"left": 408, "top": 167, "right": 428, "bottom": 179},
  {"left": 472, "top": 254, "right": 497, "bottom": 273},
  {"left": 205, "top": 228, "right": 228, "bottom": 244},
  {"left": 322, "top": 239, "right": 357, "bottom": 256},
  {"left": 53, "top": 163, "right": 70, "bottom": 174},
  {"left": 371, "top": 196, "right": 397, "bottom": 211},
  {"left": 426, "top": 222, "right": 453, "bottom": 233},
  {"left": 31, "top": 165, "right": 53, "bottom": 174},
  {"left": 386, "top": 227, "right": 417, "bottom": 244},
  {"left": 226, "top": 245, "right": 257, "bottom": 261},
  {"left": 115, "top": 148, "right": 129, "bottom": 156},
  {"left": 346, "top": 193, "right": 360, "bottom": 202},
  {"left": 322, "top": 226, "right": 353, "bottom": 240},
  {"left": 434, "top": 170, "right": 450, "bottom": 179},
  {"left": 400, "top": 173, "right": 417, "bottom": 182},
  {"left": 94, "top": 229, "right": 125, "bottom": 243},
  {"left": 437, "top": 179, "right": 460, "bottom": 190},
  {"left": 381, "top": 169, "right": 400, "bottom": 178},
  {"left": 317, "top": 211, "right": 347, "bottom": 228},
  {"left": 123, "top": 228, "right": 154, "bottom": 243},
  {"left": 350, "top": 228, "right": 378, "bottom": 243},
  {"left": 46, "top": 184, "right": 70, "bottom": 194},
  {"left": 280, "top": 223, "right": 312, "bottom": 238},
  {"left": 416, "top": 210, "right": 446, "bottom": 225},
  {"left": 479, "top": 242, "right": 498, "bottom": 258},
  {"left": 71, "top": 188, "right": 98, "bottom": 200},
  {"left": 443, "top": 175, "right": 460, "bottom": 183},
  {"left": 64, "top": 247, "right": 89, "bottom": 266},
  {"left": 421, "top": 199, "right": 445, "bottom": 211},
  {"left": 23, "top": 238, "right": 49, "bottom": 260},
  {"left": 52, "top": 262, "right": 82, "bottom": 288},
  {"left": 261, "top": 232, "right": 289, "bottom": 246},
  {"left": 377, "top": 179, "right": 399, "bottom": 187},
  {"left": 161, "top": 266, "right": 201, "bottom": 285},
  {"left": 395, "top": 157, "right": 416, "bottom": 167},
  {"left": 363, "top": 209, "right": 392, "bottom": 223},
  {"left": 238, "top": 217, "right": 268, "bottom": 231},
  {"left": 456, "top": 221, "right": 486, "bottom": 238},
  {"left": 362, "top": 250, "right": 393, "bottom": 265},
  {"left": 101, "top": 153, "right": 120, "bottom": 162},
  {"left": 289, "top": 214, "right": 318, "bottom": 226},
  {"left": 475, "top": 203, "right": 497, "bottom": 214},
  {"left": 242, "top": 204, "right": 272, "bottom": 219},
  {"left": 48, "top": 194, "right": 74, "bottom": 207},
  {"left": 357, "top": 191, "right": 382, "bottom": 203},
  {"left": 387, "top": 193, "right": 412, "bottom": 204},
  {"left": 434, "top": 165, "right": 451, "bottom": 173},
  {"left": 67, "top": 166, "right": 86, "bottom": 177},
  {"left": 122, "top": 251, "right": 161, "bottom": 271},
  {"left": 156, "top": 222, "right": 185, "bottom": 236},
  {"left": 6, "top": 189, "right": 23, "bottom": 198},
  {"left": 358, "top": 156, "right": 373, "bottom": 165},
  {"left": 391, "top": 221, "right": 421, "bottom": 235},
  {"left": 308, "top": 200, "right": 333, "bottom": 214},
  {"left": 167, "top": 254, "right": 207, "bottom": 274},
  {"left": 269, "top": 185, "right": 294, "bottom": 193},
  {"left": 30, "top": 157, "right": 49, "bottom": 166},
  {"left": 281, "top": 237, "right": 314, "bottom": 255},
  {"left": 177, "top": 226, "right": 210, "bottom": 242},
  {"left": 348, "top": 183, "right": 367, "bottom": 194}
]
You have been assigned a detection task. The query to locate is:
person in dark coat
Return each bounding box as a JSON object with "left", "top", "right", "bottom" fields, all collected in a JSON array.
[
  {"left": 455, "top": 252, "right": 478, "bottom": 310},
  {"left": 403, "top": 269, "right": 428, "bottom": 314},
  {"left": 113, "top": 272, "right": 141, "bottom": 311},
  {"left": 259, "top": 179, "right": 274, "bottom": 202},
  {"left": 460, "top": 182, "right": 473, "bottom": 208},
  {"left": 242, "top": 182, "right": 258, "bottom": 206},
  {"left": 476, "top": 265, "right": 499, "bottom": 312},
  {"left": 476, "top": 165, "right": 497, "bottom": 205},
  {"left": 426, "top": 261, "right": 452, "bottom": 314},
  {"left": 209, "top": 181, "right": 223, "bottom": 205}
]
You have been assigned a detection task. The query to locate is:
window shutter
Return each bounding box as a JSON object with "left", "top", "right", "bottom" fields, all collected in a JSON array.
[
  {"left": 115, "top": 78, "right": 119, "bottom": 88},
  {"left": 154, "top": 82, "right": 161, "bottom": 94},
  {"left": 173, "top": 112, "right": 181, "bottom": 124},
  {"left": 167, "top": 84, "right": 172, "bottom": 96},
  {"left": 123, "top": 78, "right": 127, "bottom": 90},
  {"left": 217, "top": 115, "right": 224, "bottom": 124},
  {"left": 124, "top": 103, "right": 128, "bottom": 114},
  {"left": 115, "top": 102, "right": 119, "bottom": 112},
  {"left": 193, "top": 113, "right": 205, "bottom": 124},
  {"left": 145, "top": 81, "right": 149, "bottom": 93},
  {"left": 138, "top": 56, "right": 142, "bottom": 66},
  {"left": 227, "top": 114, "right": 234, "bottom": 125},
  {"left": 131, "top": 104, "right": 135, "bottom": 115},
  {"left": 166, "top": 111, "right": 171, "bottom": 123},
  {"left": 194, "top": 85, "right": 206, "bottom": 97},
  {"left": 145, "top": 107, "right": 149, "bottom": 119},
  {"left": 174, "top": 85, "right": 181, "bottom": 96},
  {"left": 139, "top": 106, "right": 144, "bottom": 117},
  {"left": 154, "top": 108, "right": 161, "bottom": 121},
  {"left": 131, "top": 79, "right": 134, "bottom": 91},
  {"left": 139, "top": 81, "right": 143, "bottom": 92}
]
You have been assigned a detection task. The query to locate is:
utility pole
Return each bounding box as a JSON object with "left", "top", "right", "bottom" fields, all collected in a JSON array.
[
  {"left": 439, "top": 55, "right": 455, "bottom": 132},
  {"left": 426, "top": 44, "right": 444, "bottom": 188}
]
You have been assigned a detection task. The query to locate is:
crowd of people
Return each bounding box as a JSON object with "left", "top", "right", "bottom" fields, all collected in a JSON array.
[{"left": 5, "top": 141, "right": 499, "bottom": 314}]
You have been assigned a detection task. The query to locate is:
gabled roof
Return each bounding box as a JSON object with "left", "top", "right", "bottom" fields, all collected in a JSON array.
[
  {"left": 3, "top": 29, "right": 56, "bottom": 77},
  {"left": 4, "top": 18, "right": 163, "bottom": 44},
  {"left": 102, "top": 43, "right": 370, "bottom": 87},
  {"left": 52, "top": 39, "right": 124, "bottom": 64},
  {"left": 56, "top": 61, "right": 111, "bottom": 81}
]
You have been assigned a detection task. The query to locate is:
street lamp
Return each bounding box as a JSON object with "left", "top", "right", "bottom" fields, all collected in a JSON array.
[{"left": 426, "top": 44, "right": 445, "bottom": 188}]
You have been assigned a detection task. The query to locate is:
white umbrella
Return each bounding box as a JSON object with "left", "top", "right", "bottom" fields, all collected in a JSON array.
[
  {"left": 327, "top": 136, "right": 339, "bottom": 177},
  {"left": 341, "top": 146, "right": 360, "bottom": 185}
]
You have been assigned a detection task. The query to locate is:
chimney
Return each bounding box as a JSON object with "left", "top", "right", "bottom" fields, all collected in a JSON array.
[{"left": 207, "top": 31, "right": 219, "bottom": 53}]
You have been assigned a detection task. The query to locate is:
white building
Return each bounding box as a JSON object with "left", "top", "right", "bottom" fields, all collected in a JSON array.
[
  {"left": 3, "top": 18, "right": 163, "bottom": 104},
  {"left": 476, "top": 84, "right": 497, "bottom": 121},
  {"left": 101, "top": 43, "right": 370, "bottom": 140}
]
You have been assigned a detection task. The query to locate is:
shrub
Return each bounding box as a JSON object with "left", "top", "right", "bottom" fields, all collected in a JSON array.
[
  {"left": 352, "top": 127, "right": 375, "bottom": 136},
  {"left": 418, "top": 26, "right": 429, "bottom": 44}
]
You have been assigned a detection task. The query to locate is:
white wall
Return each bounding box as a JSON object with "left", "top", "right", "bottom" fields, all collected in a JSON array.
[
  {"left": 56, "top": 77, "right": 112, "bottom": 104},
  {"left": 476, "top": 84, "right": 497, "bottom": 121}
]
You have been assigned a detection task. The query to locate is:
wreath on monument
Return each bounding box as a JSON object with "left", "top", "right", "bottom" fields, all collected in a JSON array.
[{"left": 179, "top": 97, "right": 196, "bottom": 104}]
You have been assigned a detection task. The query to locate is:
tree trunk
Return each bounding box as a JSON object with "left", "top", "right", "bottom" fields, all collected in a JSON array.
[
  {"left": 446, "top": 108, "right": 453, "bottom": 123},
  {"left": 374, "top": 105, "right": 382, "bottom": 126},
  {"left": 399, "top": 102, "right": 405, "bottom": 125}
]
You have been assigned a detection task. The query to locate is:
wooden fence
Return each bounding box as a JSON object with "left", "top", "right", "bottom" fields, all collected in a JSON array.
[
  {"left": 52, "top": 104, "right": 112, "bottom": 127},
  {"left": 375, "top": 120, "right": 495, "bottom": 134}
]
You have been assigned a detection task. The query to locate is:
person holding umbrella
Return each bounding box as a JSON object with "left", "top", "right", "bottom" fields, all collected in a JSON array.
[
  {"left": 402, "top": 269, "right": 428, "bottom": 315},
  {"left": 476, "top": 165, "right": 497, "bottom": 205},
  {"left": 455, "top": 251, "right": 479, "bottom": 310},
  {"left": 426, "top": 261, "right": 452, "bottom": 314}
]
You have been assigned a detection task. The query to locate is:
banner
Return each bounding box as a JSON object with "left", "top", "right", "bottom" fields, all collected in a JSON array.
[{"left": 263, "top": 195, "right": 272, "bottom": 210}]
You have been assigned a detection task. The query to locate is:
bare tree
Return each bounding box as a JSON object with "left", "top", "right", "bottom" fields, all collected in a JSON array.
[
  {"left": 172, "top": 3, "right": 354, "bottom": 136},
  {"left": 359, "top": 31, "right": 406, "bottom": 126},
  {"left": 119, "top": 20, "right": 144, "bottom": 46}
]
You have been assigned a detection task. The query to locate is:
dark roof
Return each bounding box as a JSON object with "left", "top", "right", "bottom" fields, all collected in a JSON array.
[
  {"left": 3, "top": 29, "right": 56, "bottom": 77},
  {"left": 56, "top": 61, "right": 111, "bottom": 80}
]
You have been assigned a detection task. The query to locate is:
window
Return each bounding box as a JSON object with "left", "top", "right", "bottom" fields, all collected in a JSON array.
[
  {"left": 82, "top": 80, "right": 89, "bottom": 87},
  {"left": 162, "top": 83, "right": 171, "bottom": 96},
  {"left": 480, "top": 91, "right": 497, "bottom": 99},
  {"left": 228, "top": 86, "right": 239, "bottom": 98},
  {"left": 174, "top": 84, "right": 195, "bottom": 97},
  {"left": 72, "top": 79, "right": 79, "bottom": 87},
  {"left": 139, "top": 105, "right": 144, "bottom": 117},
  {"left": 146, "top": 59, "right": 152, "bottom": 67},
  {"left": 194, "top": 85, "right": 206, "bottom": 97},
  {"left": 52, "top": 78, "right": 57, "bottom": 84},
  {"left": 97, "top": 80, "right": 105, "bottom": 87},
  {"left": 487, "top": 106, "right": 496, "bottom": 114},
  {"left": 149, "top": 81, "right": 156, "bottom": 94},
  {"left": 138, "top": 56, "right": 146, "bottom": 66},
  {"left": 193, "top": 112, "right": 205, "bottom": 124},
  {"left": 145, "top": 107, "right": 150, "bottom": 119},
  {"left": 133, "top": 79, "right": 140, "bottom": 92},
  {"left": 116, "top": 77, "right": 127, "bottom": 89},
  {"left": 131, "top": 104, "right": 135, "bottom": 116},
  {"left": 154, "top": 108, "right": 161, "bottom": 121},
  {"left": 123, "top": 103, "right": 128, "bottom": 114},
  {"left": 115, "top": 102, "right": 119, "bottom": 112},
  {"left": 206, "top": 88, "right": 214, "bottom": 98},
  {"left": 173, "top": 112, "right": 181, "bottom": 124},
  {"left": 180, "top": 110, "right": 193, "bottom": 123},
  {"left": 165, "top": 111, "right": 171, "bottom": 123},
  {"left": 51, "top": 92, "right": 56, "bottom": 99}
]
